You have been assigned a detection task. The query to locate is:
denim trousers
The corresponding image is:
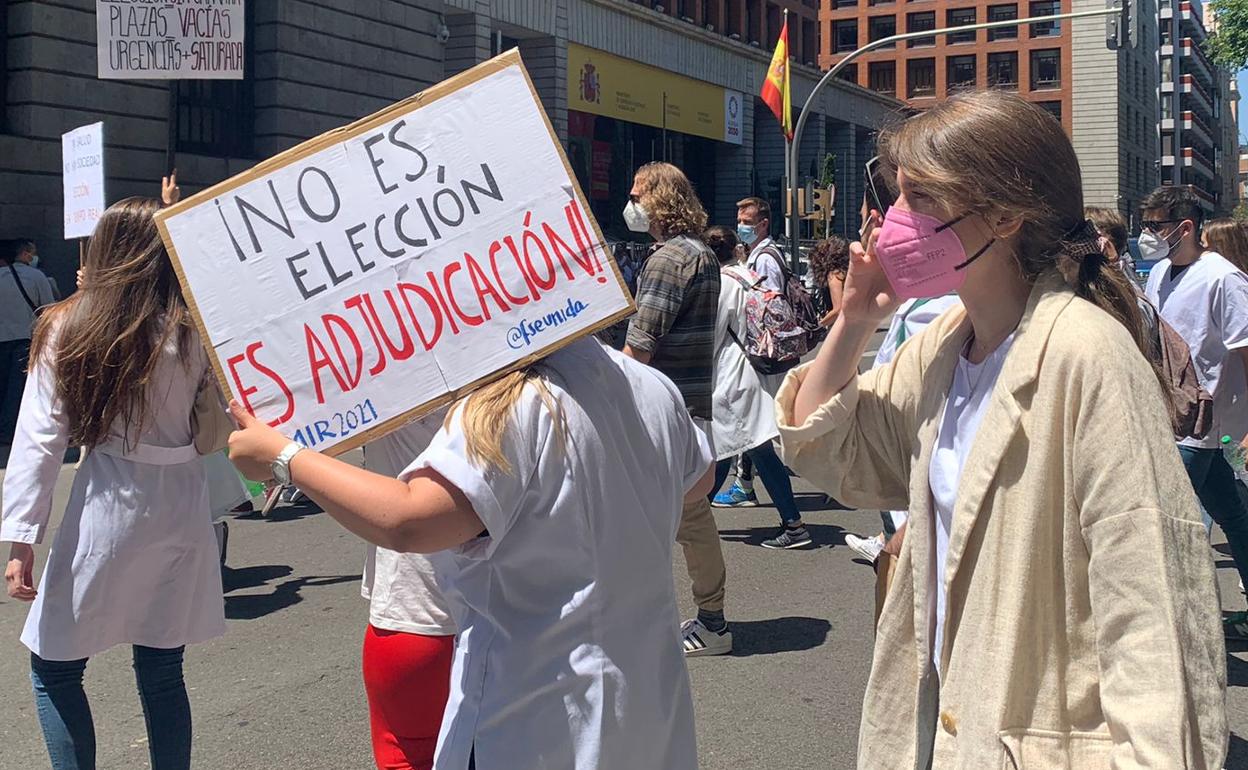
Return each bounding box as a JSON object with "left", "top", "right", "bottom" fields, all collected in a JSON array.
[
  {"left": 1178, "top": 446, "right": 1248, "bottom": 595},
  {"left": 30, "top": 645, "right": 191, "bottom": 770},
  {"left": 711, "top": 440, "right": 802, "bottom": 526}
]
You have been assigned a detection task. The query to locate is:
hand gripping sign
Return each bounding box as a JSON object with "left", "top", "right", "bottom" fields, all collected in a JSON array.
[{"left": 156, "top": 51, "right": 635, "bottom": 455}]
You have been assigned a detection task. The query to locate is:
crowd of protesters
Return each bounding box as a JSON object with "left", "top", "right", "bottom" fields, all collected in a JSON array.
[{"left": 2, "top": 90, "right": 1243, "bottom": 769}]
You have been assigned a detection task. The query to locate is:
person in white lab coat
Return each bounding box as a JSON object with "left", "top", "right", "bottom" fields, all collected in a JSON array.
[
  {"left": 227, "top": 338, "right": 714, "bottom": 770},
  {"left": 2, "top": 197, "right": 224, "bottom": 770},
  {"left": 702, "top": 225, "right": 810, "bottom": 550}
]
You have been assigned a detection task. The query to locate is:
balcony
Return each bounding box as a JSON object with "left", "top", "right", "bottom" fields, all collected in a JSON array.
[
  {"left": 1179, "top": 1, "right": 1207, "bottom": 40},
  {"left": 1181, "top": 74, "right": 1214, "bottom": 117},
  {"left": 1180, "top": 37, "right": 1216, "bottom": 87},
  {"left": 1182, "top": 110, "right": 1214, "bottom": 148},
  {"left": 1183, "top": 145, "right": 1216, "bottom": 179}
]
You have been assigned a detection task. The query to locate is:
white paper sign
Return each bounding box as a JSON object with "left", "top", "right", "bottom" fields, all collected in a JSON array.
[
  {"left": 63, "top": 122, "right": 106, "bottom": 240},
  {"left": 97, "top": 0, "right": 245, "bottom": 80},
  {"left": 156, "top": 53, "right": 634, "bottom": 455}
]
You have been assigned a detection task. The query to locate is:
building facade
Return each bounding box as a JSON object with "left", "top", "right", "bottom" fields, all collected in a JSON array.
[
  {"left": 0, "top": 0, "right": 900, "bottom": 291},
  {"left": 820, "top": 0, "right": 1240, "bottom": 221}
]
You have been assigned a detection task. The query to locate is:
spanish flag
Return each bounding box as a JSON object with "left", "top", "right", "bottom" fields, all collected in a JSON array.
[{"left": 761, "top": 19, "right": 792, "bottom": 141}]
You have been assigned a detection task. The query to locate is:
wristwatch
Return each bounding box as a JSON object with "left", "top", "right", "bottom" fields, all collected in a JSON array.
[{"left": 271, "top": 441, "right": 305, "bottom": 486}]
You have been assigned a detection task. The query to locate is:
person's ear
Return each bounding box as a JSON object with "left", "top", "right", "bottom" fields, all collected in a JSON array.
[{"left": 986, "top": 213, "right": 1024, "bottom": 240}]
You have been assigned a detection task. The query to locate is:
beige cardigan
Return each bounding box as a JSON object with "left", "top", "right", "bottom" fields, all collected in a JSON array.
[{"left": 777, "top": 273, "right": 1227, "bottom": 769}]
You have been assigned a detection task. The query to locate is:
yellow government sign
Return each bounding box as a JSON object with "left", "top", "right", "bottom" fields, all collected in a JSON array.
[{"left": 567, "top": 44, "right": 743, "bottom": 145}]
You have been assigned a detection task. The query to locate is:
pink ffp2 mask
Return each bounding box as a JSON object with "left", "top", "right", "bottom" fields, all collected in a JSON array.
[{"left": 872, "top": 208, "right": 993, "bottom": 300}]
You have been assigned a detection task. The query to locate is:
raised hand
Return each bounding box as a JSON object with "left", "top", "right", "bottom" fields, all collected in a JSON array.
[
  {"left": 162, "top": 169, "right": 181, "bottom": 207},
  {"left": 226, "top": 400, "right": 290, "bottom": 481},
  {"left": 839, "top": 220, "right": 901, "bottom": 327}
]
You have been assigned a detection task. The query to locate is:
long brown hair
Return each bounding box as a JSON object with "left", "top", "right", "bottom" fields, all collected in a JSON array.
[
  {"left": 634, "top": 162, "right": 708, "bottom": 239},
  {"left": 1203, "top": 218, "right": 1248, "bottom": 273},
  {"left": 30, "top": 197, "right": 194, "bottom": 450},
  {"left": 877, "top": 91, "right": 1166, "bottom": 397}
]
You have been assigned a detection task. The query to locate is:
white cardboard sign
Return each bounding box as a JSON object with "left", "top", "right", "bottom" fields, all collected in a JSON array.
[
  {"left": 97, "top": 0, "right": 245, "bottom": 80},
  {"left": 156, "top": 53, "right": 635, "bottom": 455},
  {"left": 62, "top": 122, "right": 106, "bottom": 240}
]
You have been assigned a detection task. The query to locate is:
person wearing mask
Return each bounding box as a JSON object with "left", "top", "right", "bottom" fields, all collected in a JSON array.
[
  {"left": 1202, "top": 218, "right": 1248, "bottom": 274},
  {"left": 703, "top": 225, "right": 811, "bottom": 549},
  {"left": 3, "top": 198, "right": 226, "bottom": 770},
  {"left": 359, "top": 414, "right": 457, "bottom": 770},
  {"left": 1141, "top": 185, "right": 1248, "bottom": 641},
  {"left": 226, "top": 336, "right": 714, "bottom": 770},
  {"left": 0, "top": 238, "right": 56, "bottom": 447},
  {"left": 1083, "top": 206, "right": 1138, "bottom": 281},
  {"left": 621, "top": 162, "right": 732, "bottom": 657},
  {"left": 780, "top": 91, "right": 1225, "bottom": 767}
]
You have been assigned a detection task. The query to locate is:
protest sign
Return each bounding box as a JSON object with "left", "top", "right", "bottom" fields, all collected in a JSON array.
[
  {"left": 97, "top": 0, "right": 245, "bottom": 80},
  {"left": 156, "top": 51, "right": 635, "bottom": 456},
  {"left": 63, "top": 122, "right": 106, "bottom": 240}
]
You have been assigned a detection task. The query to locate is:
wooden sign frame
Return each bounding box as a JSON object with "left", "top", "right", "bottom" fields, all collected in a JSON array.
[{"left": 156, "top": 50, "right": 635, "bottom": 456}]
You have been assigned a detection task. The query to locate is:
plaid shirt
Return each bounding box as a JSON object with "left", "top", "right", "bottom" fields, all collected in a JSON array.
[{"left": 626, "top": 235, "right": 720, "bottom": 420}]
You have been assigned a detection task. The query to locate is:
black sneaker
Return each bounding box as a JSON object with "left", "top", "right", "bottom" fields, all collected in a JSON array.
[{"left": 761, "top": 525, "right": 813, "bottom": 550}]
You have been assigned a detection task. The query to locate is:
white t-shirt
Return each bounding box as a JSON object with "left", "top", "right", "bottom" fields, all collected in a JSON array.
[
  {"left": 1145, "top": 251, "right": 1248, "bottom": 449},
  {"left": 360, "top": 410, "right": 456, "bottom": 636},
  {"left": 929, "top": 334, "right": 1015, "bottom": 677},
  {"left": 746, "top": 236, "right": 786, "bottom": 293},
  {"left": 407, "top": 338, "right": 710, "bottom": 770}
]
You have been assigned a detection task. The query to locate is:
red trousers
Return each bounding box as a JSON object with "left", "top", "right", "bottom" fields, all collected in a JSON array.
[{"left": 362, "top": 624, "right": 455, "bottom": 770}]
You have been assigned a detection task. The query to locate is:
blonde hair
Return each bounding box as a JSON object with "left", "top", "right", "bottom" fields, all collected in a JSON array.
[
  {"left": 1203, "top": 218, "right": 1248, "bottom": 274},
  {"left": 634, "top": 162, "right": 708, "bottom": 238},
  {"left": 878, "top": 91, "right": 1168, "bottom": 403},
  {"left": 448, "top": 367, "right": 564, "bottom": 475}
]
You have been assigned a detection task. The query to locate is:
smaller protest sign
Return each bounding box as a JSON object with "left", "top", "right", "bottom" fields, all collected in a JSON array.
[
  {"left": 97, "top": 0, "right": 245, "bottom": 80},
  {"left": 63, "top": 123, "right": 106, "bottom": 240}
]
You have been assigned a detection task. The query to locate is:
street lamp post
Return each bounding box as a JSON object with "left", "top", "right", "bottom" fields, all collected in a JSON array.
[{"left": 786, "top": 2, "right": 1133, "bottom": 271}]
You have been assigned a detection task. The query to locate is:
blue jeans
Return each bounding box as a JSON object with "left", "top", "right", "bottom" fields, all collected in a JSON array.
[
  {"left": 30, "top": 646, "right": 192, "bottom": 770},
  {"left": 1178, "top": 446, "right": 1248, "bottom": 595},
  {"left": 711, "top": 440, "right": 802, "bottom": 526}
]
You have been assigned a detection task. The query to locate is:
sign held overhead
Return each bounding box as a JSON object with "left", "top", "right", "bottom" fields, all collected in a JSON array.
[
  {"left": 62, "top": 122, "right": 106, "bottom": 240},
  {"left": 156, "top": 51, "right": 635, "bottom": 456},
  {"left": 97, "top": 0, "right": 245, "bottom": 80}
]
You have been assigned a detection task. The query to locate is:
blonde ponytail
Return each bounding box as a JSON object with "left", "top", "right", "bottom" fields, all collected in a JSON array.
[{"left": 449, "top": 366, "right": 564, "bottom": 475}]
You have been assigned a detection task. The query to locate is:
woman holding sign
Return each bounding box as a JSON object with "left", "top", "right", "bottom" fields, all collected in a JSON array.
[
  {"left": 2, "top": 197, "right": 224, "bottom": 770},
  {"left": 228, "top": 337, "right": 714, "bottom": 769}
]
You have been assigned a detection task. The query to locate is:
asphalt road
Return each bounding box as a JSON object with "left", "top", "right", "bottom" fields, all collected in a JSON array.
[{"left": 1, "top": 455, "right": 1247, "bottom": 769}]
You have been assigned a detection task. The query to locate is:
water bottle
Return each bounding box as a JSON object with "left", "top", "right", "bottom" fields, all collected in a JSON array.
[{"left": 1222, "top": 435, "right": 1248, "bottom": 485}]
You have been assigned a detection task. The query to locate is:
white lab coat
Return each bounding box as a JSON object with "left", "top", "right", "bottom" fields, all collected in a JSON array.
[
  {"left": 205, "top": 451, "right": 250, "bottom": 522},
  {"left": 0, "top": 328, "right": 225, "bottom": 661},
  {"left": 711, "top": 264, "right": 779, "bottom": 460}
]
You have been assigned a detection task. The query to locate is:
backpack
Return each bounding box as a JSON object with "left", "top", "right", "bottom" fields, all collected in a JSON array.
[
  {"left": 1140, "top": 298, "right": 1213, "bottom": 440},
  {"left": 726, "top": 252, "right": 825, "bottom": 376}
]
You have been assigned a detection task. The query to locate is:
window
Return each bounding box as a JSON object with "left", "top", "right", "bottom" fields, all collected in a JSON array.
[
  {"left": 869, "top": 60, "right": 897, "bottom": 96},
  {"left": 1160, "top": 25, "right": 1171, "bottom": 46},
  {"left": 1162, "top": 133, "right": 1173, "bottom": 156},
  {"left": 987, "top": 51, "right": 1018, "bottom": 88},
  {"left": 947, "top": 55, "right": 977, "bottom": 92},
  {"left": 906, "top": 57, "right": 936, "bottom": 97},
  {"left": 1030, "top": 48, "right": 1061, "bottom": 90},
  {"left": 0, "top": 0, "right": 7, "bottom": 133},
  {"left": 868, "top": 15, "right": 897, "bottom": 48},
  {"left": 906, "top": 11, "right": 936, "bottom": 47},
  {"left": 946, "top": 8, "right": 976, "bottom": 44},
  {"left": 834, "top": 0, "right": 858, "bottom": 8},
  {"left": 838, "top": 63, "right": 860, "bottom": 83},
  {"left": 1036, "top": 100, "right": 1062, "bottom": 122},
  {"left": 1029, "top": 1, "right": 1060, "bottom": 37},
  {"left": 174, "top": 3, "right": 254, "bottom": 157},
  {"left": 834, "top": 20, "right": 859, "bottom": 52},
  {"left": 1161, "top": 96, "right": 1173, "bottom": 120},
  {"left": 988, "top": 4, "right": 1018, "bottom": 40}
]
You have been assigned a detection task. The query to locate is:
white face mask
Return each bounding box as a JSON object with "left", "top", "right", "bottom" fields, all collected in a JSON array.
[
  {"left": 623, "top": 200, "right": 651, "bottom": 233},
  {"left": 28, "top": 254, "right": 39, "bottom": 268},
  {"left": 1137, "top": 228, "right": 1177, "bottom": 262}
]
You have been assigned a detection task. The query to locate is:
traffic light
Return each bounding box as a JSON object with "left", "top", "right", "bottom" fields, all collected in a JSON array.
[{"left": 810, "top": 187, "right": 834, "bottom": 221}]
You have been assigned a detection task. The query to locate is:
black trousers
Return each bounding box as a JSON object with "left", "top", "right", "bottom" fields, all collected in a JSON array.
[{"left": 0, "top": 338, "right": 30, "bottom": 445}]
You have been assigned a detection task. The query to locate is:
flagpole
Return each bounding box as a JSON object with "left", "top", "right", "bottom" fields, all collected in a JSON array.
[{"left": 781, "top": 9, "right": 792, "bottom": 247}]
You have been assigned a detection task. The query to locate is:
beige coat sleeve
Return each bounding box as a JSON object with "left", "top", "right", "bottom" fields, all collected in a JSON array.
[
  {"left": 775, "top": 347, "right": 923, "bottom": 513},
  {"left": 1068, "top": 338, "right": 1227, "bottom": 768}
]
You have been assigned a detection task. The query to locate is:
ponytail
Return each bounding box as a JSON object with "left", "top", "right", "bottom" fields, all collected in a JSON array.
[{"left": 447, "top": 366, "right": 565, "bottom": 475}]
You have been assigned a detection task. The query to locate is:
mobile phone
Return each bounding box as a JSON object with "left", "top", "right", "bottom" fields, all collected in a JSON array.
[{"left": 864, "top": 155, "right": 896, "bottom": 217}]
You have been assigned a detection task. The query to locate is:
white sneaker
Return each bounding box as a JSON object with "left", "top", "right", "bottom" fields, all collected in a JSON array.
[
  {"left": 680, "top": 618, "right": 732, "bottom": 657},
  {"left": 845, "top": 533, "right": 885, "bottom": 563}
]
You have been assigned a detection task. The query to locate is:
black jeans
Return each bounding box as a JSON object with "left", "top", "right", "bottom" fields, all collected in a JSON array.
[{"left": 0, "top": 338, "right": 30, "bottom": 444}]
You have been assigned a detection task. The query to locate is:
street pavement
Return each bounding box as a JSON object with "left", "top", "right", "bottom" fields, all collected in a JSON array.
[{"left": 2, "top": 454, "right": 1247, "bottom": 769}]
